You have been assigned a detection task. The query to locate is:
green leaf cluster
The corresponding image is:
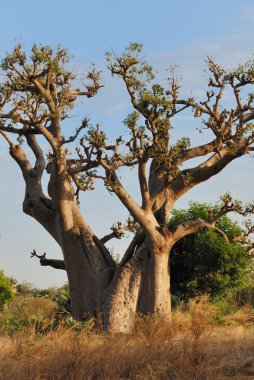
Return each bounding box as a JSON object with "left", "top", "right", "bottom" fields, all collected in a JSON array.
[
  {"left": 84, "top": 125, "right": 106, "bottom": 149},
  {"left": 223, "top": 58, "right": 254, "bottom": 84}
]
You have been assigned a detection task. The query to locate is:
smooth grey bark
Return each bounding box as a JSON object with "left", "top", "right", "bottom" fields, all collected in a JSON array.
[
  {"left": 47, "top": 158, "right": 116, "bottom": 320},
  {"left": 11, "top": 141, "right": 201, "bottom": 331},
  {"left": 138, "top": 247, "right": 171, "bottom": 315},
  {"left": 103, "top": 240, "right": 148, "bottom": 333},
  {"left": 103, "top": 234, "right": 172, "bottom": 333}
]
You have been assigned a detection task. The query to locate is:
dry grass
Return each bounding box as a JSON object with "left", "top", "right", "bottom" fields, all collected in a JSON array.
[{"left": 0, "top": 298, "right": 254, "bottom": 379}]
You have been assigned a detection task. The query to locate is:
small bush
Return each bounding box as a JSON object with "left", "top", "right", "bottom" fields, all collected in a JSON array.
[{"left": 0, "top": 270, "right": 14, "bottom": 311}]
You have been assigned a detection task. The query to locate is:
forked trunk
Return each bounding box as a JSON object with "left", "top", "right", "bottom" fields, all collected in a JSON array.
[{"left": 17, "top": 151, "right": 173, "bottom": 332}]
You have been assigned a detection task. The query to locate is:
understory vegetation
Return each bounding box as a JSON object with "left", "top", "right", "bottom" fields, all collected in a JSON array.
[
  {"left": 0, "top": 276, "right": 253, "bottom": 379},
  {"left": 0, "top": 292, "right": 254, "bottom": 379}
]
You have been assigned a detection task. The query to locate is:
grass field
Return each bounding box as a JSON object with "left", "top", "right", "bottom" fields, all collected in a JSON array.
[{"left": 0, "top": 297, "right": 254, "bottom": 379}]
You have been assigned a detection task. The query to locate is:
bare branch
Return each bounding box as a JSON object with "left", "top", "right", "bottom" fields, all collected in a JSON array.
[
  {"left": 119, "top": 229, "right": 145, "bottom": 267},
  {"left": 31, "top": 250, "right": 65, "bottom": 270},
  {"left": 0, "top": 130, "right": 14, "bottom": 146},
  {"left": 100, "top": 159, "right": 158, "bottom": 235},
  {"left": 138, "top": 158, "right": 150, "bottom": 209},
  {"left": 101, "top": 224, "right": 130, "bottom": 244},
  {"left": 179, "top": 138, "right": 221, "bottom": 163},
  {"left": 170, "top": 142, "right": 247, "bottom": 202},
  {"left": 26, "top": 134, "right": 45, "bottom": 177},
  {"left": 61, "top": 118, "right": 89, "bottom": 145}
]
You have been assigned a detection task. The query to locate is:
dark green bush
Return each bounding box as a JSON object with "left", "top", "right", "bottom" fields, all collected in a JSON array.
[{"left": 169, "top": 202, "right": 252, "bottom": 304}]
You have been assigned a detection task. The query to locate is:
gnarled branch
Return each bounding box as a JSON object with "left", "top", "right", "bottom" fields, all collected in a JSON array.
[{"left": 30, "top": 250, "right": 65, "bottom": 270}]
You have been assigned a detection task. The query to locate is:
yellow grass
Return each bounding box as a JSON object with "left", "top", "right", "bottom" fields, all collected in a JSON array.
[{"left": 0, "top": 299, "right": 254, "bottom": 379}]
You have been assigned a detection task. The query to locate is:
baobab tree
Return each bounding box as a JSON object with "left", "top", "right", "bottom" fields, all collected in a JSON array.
[{"left": 0, "top": 43, "right": 254, "bottom": 332}]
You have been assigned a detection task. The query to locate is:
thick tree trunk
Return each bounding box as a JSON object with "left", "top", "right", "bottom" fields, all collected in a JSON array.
[
  {"left": 60, "top": 231, "right": 103, "bottom": 319},
  {"left": 138, "top": 249, "right": 171, "bottom": 316},
  {"left": 45, "top": 156, "right": 116, "bottom": 319},
  {"left": 103, "top": 241, "right": 148, "bottom": 333},
  {"left": 104, "top": 237, "right": 171, "bottom": 333},
  {"left": 55, "top": 206, "right": 116, "bottom": 320}
]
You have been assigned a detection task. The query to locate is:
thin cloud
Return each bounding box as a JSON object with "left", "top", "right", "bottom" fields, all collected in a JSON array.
[{"left": 241, "top": 4, "right": 254, "bottom": 21}]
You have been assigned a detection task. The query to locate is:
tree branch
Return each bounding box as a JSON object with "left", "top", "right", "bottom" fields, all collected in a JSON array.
[
  {"left": 100, "top": 160, "right": 159, "bottom": 235},
  {"left": 101, "top": 225, "right": 130, "bottom": 244},
  {"left": 119, "top": 229, "right": 145, "bottom": 267},
  {"left": 138, "top": 158, "right": 150, "bottom": 209},
  {"left": 179, "top": 138, "right": 221, "bottom": 163},
  {"left": 171, "top": 218, "right": 229, "bottom": 244},
  {"left": 170, "top": 142, "right": 247, "bottom": 202},
  {"left": 30, "top": 250, "right": 65, "bottom": 270},
  {"left": 26, "top": 134, "right": 45, "bottom": 177},
  {"left": 61, "top": 118, "right": 89, "bottom": 145},
  {"left": 0, "top": 130, "right": 14, "bottom": 146},
  {"left": 209, "top": 194, "right": 254, "bottom": 225}
]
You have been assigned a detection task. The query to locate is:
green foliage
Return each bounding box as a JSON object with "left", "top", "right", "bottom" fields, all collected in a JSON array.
[
  {"left": 8, "top": 281, "right": 71, "bottom": 318},
  {"left": 0, "top": 283, "right": 74, "bottom": 334},
  {"left": 0, "top": 44, "right": 101, "bottom": 128},
  {"left": 169, "top": 202, "right": 251, "bottom": 304},
  {"left": 223, "top": 58, "right": 254, "bottom": 85},
  {"left": 84, "top": 124, "right": 107, "bottom": 149},
  {"left": 54, "top": 283, "right": 71, "bottom": 317},
  {"left": 20, "top": 282, "right": 72, "bottom": 318},
  {"left": 0, "top": 270, "right": 14, "bottom": 311},
  {"left": 0, "top": 295, "right": 56, "bottom": 333},
  {"left": 106, "top": 42, "right": 155, "bottom": 91},
  {"left": 107, "top": 42, "right": 179, "bottom": 115}
]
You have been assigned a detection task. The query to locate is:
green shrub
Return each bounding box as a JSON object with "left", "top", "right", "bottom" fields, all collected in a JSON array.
[
  {"left": 54, "top": 284, "right": 71, "bottom": 317},
  {"left": 0, "top": 270, "right": 14, "bottom": 311},
  {"left": 169, "top": 202, "right": 252, "bottom": 304},
  {"left": 0, "top": 295, "right": 56, "bottom": 333}
]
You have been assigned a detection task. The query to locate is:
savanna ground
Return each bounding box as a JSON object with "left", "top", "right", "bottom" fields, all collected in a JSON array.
[{"left": 0, "top": 294, "right": 254, "bottom": 379}]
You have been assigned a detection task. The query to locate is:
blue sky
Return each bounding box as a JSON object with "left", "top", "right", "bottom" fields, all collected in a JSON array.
[{"left": 1, "top": 0, "right": 254, "bottom": 288}]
